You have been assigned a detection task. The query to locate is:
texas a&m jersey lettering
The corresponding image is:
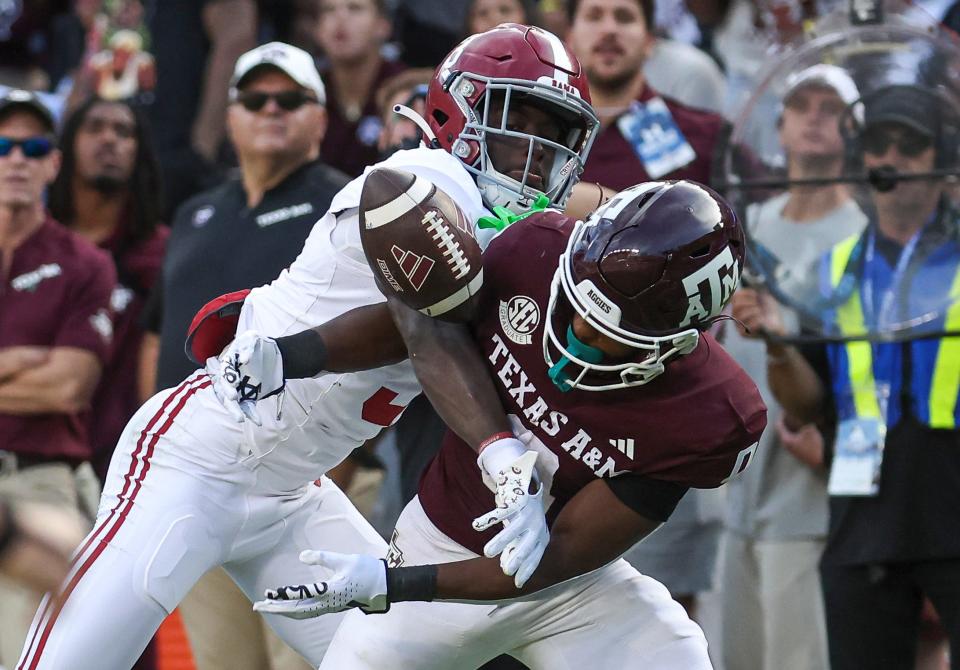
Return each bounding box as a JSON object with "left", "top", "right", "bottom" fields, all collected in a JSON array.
[{"left": 489, "top": 332, "right": 631, "bottom": 479}]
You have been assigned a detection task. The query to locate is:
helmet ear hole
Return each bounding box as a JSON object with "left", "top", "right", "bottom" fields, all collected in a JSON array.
[
  {"left": 432, "top": 109, "right": 449, "bottom": 126},
  {"left": 689, "top": 244, "right": 712, "bottom": 258},
  {"left": 634, "top": 192, "right": 658, "bottom": 210}
]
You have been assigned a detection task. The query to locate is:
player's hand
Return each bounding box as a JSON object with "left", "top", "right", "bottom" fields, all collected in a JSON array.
[
  {"left": 252, "top": 551, "right": 389, "bottom": 619},
  {"left": 473, "top": 441, "right": 549, "bottom": 589},
  {"left": 205, "top": 330, "right": 284, "bottom": 426}
]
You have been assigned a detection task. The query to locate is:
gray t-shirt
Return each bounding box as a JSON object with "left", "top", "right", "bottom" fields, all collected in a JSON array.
[
  {"left": 644, "top": 39, "right": 727, "bottom": 114},
  {"left": 723, "top": 192, "right": 867, "bottom": 540}
]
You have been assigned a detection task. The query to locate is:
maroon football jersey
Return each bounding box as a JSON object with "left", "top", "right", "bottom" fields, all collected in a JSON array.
[{"left": 417, "top": 211, "right": 766, "bottom": 554}]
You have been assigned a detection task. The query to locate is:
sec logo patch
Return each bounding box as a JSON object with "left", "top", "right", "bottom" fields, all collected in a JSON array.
[{"left": 499, "top": 295, "right": 540, "bottom": 345}]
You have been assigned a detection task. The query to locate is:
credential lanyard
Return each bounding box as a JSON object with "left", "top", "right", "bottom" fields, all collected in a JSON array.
[{"left": 861, "top": 224, "right": 926, "bottom": 330}]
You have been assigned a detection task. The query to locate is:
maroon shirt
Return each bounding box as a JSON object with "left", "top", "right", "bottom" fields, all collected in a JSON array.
[
  {"left": 581, "top": 85, "right": 725, "bottom": 191},
  {"left": 0, "top": 218, "right": 116, "bottom": 461},
  {"left": 418, "top": 212, "right": 766, "bottom": 554},
  {"left": 87, "top": 222, "right": 169, "bottom": 479},
  {"left": 320, "top": 59, "right": 407, "bottom": 177}
]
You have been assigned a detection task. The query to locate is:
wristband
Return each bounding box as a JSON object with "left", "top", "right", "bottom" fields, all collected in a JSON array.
[
  {"left": 478, "top": 431, "right": 515, "bottom": 453},
  {"left": 275, "top": 329, "right": 328, "bottom": 379},
  {"left": 386, "top": 563, "right": 438, "bottom": 602},
  {"left": 477, "top": 436, "right": 528, "bottom": 479}
]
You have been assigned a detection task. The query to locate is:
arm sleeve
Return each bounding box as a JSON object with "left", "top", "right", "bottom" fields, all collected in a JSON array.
[
  {"left": 604, "top": 474, "right": 688, "bottom": 522},
  {"left": 54, "top": 252, "right": 117, "bottom": 363}
]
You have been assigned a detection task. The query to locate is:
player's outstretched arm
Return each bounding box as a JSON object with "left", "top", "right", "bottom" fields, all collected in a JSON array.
[
  {"left": 385, "top": 295, "right": 512, "bottom": 447},
  {"left": 208, "top": 303, "right": 408, "bottom": 424},
  {"left": 253, "top": 477, "right": 672, "bottom": 618}
]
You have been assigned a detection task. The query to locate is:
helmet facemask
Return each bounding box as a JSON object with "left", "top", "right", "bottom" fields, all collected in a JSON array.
[
  {"left": 448, "top": 74, "right": 598, "bottom": 213},
  {"left": 542, "top": 219, "right": 701, "bottom": 392}
]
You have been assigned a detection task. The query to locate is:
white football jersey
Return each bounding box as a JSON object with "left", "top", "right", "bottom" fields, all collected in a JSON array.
[{"left": 233, "top": 147, "right": 488, "bottom": 479}]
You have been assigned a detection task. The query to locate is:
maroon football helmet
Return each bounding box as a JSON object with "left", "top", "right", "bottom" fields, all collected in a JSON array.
[
  {"left": 544, "top": 181, "right": 745, "bottom": 390},
  {"left": 425, "top": 24, "right": 598, "bottom": 213}
]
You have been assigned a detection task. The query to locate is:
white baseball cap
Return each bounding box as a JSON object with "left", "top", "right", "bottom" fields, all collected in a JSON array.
[
  {"left": 230, "top": 42, "right": 326, "bottom": 105},
  {"left": 784, "top": 64, "right": 860, "bottom": 106},
  {"left": 0, "top": 89, "right": 56, "bottom": 132}
]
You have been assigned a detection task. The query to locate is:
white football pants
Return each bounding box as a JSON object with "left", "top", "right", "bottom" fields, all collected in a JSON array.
[
  {"left": 17, "top": 372, "right": 387, "bottom": 670},
  {"left": 320, "top": 496, "right": 713, "bottom": 669}
]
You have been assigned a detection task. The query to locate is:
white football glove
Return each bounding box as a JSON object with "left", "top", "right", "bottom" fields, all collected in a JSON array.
[
  {"left": 206, "top": 330, "right": 284, "bottom": 426},
  {"left": 473, "top": 439, "right": 549, "bottom": 589},
  {"left": 252, "top": 551, "right": 389, "bottom": 619}
]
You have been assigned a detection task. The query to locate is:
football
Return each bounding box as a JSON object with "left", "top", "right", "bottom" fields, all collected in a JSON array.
[{"left": 359, "top": 167, "right": 483, "bottom": 321}]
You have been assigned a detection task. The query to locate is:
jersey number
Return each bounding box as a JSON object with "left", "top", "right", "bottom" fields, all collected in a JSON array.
[{"left": 362, "top": 387, "right": 406, "bottom": 426}]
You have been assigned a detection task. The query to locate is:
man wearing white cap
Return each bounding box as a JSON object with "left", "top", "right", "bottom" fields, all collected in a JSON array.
[
  {"left": 159, "top": 42, "right": 348, "bottom": 670},
  {"left": 719, "top": 63, "right": 868, "bottom": 670}
]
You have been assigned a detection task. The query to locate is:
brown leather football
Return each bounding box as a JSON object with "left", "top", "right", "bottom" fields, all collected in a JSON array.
[{"left": 359, "top": 167, "right": 483, "bottom": 321}]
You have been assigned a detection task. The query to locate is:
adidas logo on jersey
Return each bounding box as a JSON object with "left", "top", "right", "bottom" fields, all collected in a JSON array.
[{"left": 609, "top": 438, "right": 635, "bottom": 460}]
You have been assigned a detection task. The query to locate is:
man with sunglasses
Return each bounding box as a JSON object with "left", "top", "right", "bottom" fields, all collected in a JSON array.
[
  {"left": 734, "top": 83, "right": 960, "bottom": 670},
  {"left": 138, "top": 42, "right": 348, "bottom": 670},
  {"left": 0, "top": 89, "right": 117, "bottom": 668}
]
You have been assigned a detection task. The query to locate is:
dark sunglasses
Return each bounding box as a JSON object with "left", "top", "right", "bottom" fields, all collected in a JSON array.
[
  {"left": 234, "top": 90, "right": 318, "bottom": 112},
  {"left": 861, "top": 127, "right": 933, "bottom": 157},
  {"left": 0, "top": 136, "right": 54, "bottom": 159}
]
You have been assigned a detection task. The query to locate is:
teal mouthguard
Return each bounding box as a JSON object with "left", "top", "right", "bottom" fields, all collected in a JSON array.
[{"left": 547, "top": 325, "right": 604, "bottom": 392}]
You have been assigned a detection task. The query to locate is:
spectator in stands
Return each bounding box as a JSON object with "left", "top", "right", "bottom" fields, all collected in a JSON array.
[
  {"left": 147, "top": 0, "right": 256, "bottom": 218},
  {"left": 464, "top": 0, "right": 543, "bottom": 34},
  {"left": 45, "top": 92, "right": 165, "bottom": 670},
  {"left": 0, "top": 2, "right": 70, "bottom": 90},
  {"left": 316, "top": 0, "right": 406, "bottom": 177},
  {"left": 564, "top": 0, "right": 729, "bottom": 623},
  {"left": 644, "top": 34, "right": 726, "bottom": 113},
  {"left": 375, "top": 68, "right": 433, "bottom": 159},
  {"left": 48, "top": 97, "right": 166, "bottom": 481},
  {"left": 720, "top": 64, "right": 867, "bottom": 670},
  {"left": 734, "top": 83, "right": 960, "bottom": 670},
  {"left": 0, "top": 88, "right": 115, "bottom": 667},
  {"left": 141, "top": 42, "right": 348, "bottom": 670},
  {"left": 391, "top": 0, "right": 470, "bottom": 67},
  {"left": 566, "top": 0, "right": 726, "bottom": 191}
]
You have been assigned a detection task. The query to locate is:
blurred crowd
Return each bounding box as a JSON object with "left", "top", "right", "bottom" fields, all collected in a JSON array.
[{"left": 2, "top": 0, "right": 959, "bottom": 669}]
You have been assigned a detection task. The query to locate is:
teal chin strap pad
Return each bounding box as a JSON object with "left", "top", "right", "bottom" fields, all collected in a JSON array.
[
  {"left": 547, "top": 325, "right": 605, "bottom": 392},
  {"left": 477, "top": 194, "right": 550, "bottom": 232}
]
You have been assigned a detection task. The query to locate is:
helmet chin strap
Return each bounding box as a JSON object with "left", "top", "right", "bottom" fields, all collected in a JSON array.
[{"left": 547, "top": 325, "right": 604, "bottom": 392}]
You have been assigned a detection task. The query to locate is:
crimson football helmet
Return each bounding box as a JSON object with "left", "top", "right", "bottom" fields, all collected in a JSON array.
[
  {"left": 544, "top": 181, "right": 745, "bottom": 391},
  {"left": 426, "top": 23, "right": 598, "bottom": 213}
]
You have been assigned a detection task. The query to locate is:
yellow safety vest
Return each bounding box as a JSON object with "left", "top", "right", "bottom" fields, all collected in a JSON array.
[{"left": 829, "top": 233, "right": 960, "bottom": 428}]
